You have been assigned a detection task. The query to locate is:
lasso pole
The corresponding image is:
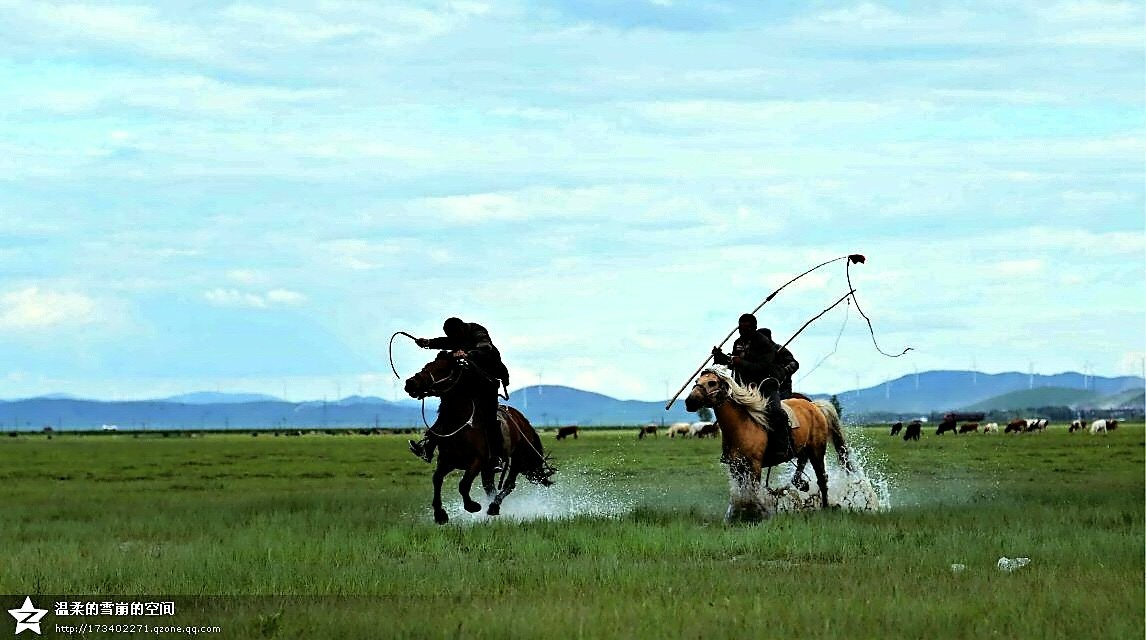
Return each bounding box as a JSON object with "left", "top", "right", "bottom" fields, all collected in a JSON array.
[{"left": 664, "top": 253, "right": 865, "bottom": 410}]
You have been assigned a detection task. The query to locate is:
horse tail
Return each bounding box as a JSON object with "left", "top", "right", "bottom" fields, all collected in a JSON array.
[
  {"left": 504, "top": 406, "right": 556, "bottom": 486},
  {"left": 814, "top": 400, "right": 853, "bottom": 472}
]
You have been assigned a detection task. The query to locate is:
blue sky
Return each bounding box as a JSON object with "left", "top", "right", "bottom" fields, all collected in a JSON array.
[{"left": 1, "top": 0, "right": 1143, "bottom": 402}]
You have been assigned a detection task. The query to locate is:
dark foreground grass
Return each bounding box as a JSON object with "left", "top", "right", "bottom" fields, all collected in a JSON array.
[{"left": 1, "top": 425, "right": 1142, "bottom": 639}]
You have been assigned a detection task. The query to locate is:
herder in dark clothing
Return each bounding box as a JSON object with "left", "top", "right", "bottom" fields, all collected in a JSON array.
[
  {"left": 711, "top": 313, "right": 800, "bottom": 459},
  {"left": 408, "top": 317, "right": 511, "bottom": 469}
]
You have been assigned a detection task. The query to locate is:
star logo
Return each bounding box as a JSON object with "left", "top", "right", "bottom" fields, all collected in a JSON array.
[{"left": 8, "top": 597, "right": 47, "bottom": 635}]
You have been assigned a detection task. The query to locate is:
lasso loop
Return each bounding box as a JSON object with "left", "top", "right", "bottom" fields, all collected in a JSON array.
[{"left": 389, "top": 331, "right": 418, "bottom": 379}]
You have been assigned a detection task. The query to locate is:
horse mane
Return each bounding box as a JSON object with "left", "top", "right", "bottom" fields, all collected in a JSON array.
[{"left": 705, "top": 367, "right": 771, "bottom": 430}]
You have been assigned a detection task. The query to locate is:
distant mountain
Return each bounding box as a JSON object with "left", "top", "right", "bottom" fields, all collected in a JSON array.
[
  {"left": 832, "top": 370, "right": 1143, "bottom": 416},
  {"left": 3, "top": 370, "right": 1141, "bottom": 430},
  {"left": 507, "top": 385, "right": 699, "bottom": 426},
  {"left": 962, "top": 387, "right": 1101, "bottom": 412},
  {"left": 162, "top": 392, "right": 283, "bottom": 404}
]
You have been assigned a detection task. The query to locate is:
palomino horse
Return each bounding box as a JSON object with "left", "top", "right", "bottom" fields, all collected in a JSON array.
[
  {"left": 404, "top": 351, "right": 554, "bottom": 524},
  {"left": 685, "top": 368, "right": 852, "bottom": 521}
]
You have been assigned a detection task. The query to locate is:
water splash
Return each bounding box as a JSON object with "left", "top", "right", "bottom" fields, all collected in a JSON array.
[
  {"left": 440, "top": 466, "right": 635, "bottom": 523},
  {"left": 749, "top": 429, "right": 892, "bottom": 514}
]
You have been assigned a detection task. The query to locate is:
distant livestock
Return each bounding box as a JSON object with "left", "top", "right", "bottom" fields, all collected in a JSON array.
[
  {"left": 889, "top": 421, "right": 903, "bottom": 436},
  {"left": 666, "top": 422, "right": 692, "bottom": 438},
  {"left": 982, "top": 422, "right": 999, "bottom": 434},
  {"left": 693, "top": 422, "right": 719, "bottom": 438},
  {"left": 1024, "top": 418, "right": 1048, "bottom": 432},
  {"left": 1088, "top": 419, "right": 1118, "bottom": 434},
  {"left": 637, "top": 424, "right": 658, "bottom": 440},
  {"left": 958, "top": 422, "right": 980, "bottom": 434},
  {"left": 1005, "top": 419, "right": 1027, "bottom": 434},
  {"left": 935, "top": 415, "right": 958, "bottom": 436},
  {"left": 903, "top": 420, "right": 922, "bottom": 441},
  {"left": 1069, "top": 419, "right": 1086, "bottom": 433},
  {"left": 556, "top": 426, "right": 579, "bottom": 440}
]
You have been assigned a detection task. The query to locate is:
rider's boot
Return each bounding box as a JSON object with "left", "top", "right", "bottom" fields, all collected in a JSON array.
[{"left": 408, "top": 438, "right": 434, "bottom": 463}]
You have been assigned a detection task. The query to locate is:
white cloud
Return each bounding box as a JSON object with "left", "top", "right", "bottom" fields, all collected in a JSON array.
[
  {"left": 203, "top": 288, "right": 307, "bottom": 309},
  {"left": 0, "top": 287, "right": 97, "bottom": 331}
]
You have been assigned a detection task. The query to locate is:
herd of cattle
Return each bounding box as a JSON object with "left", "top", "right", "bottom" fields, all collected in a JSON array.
[
  {"left": 549, "top": 416, "right": 1125, "bottom": 443},
  {"left": 889, "top": 416, "right": 1121, "bottom": 440}
]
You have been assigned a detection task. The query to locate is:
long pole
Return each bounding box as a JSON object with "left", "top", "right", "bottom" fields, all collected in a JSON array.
[{"left": 664, "top": 253, "right": 862, "bottom": 410}]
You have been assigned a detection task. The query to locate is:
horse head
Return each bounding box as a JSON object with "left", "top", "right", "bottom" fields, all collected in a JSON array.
[
  {"left": 404, "top": 351, "right": 465, "bottom": 399},
  {"left": 685, "top": 369, "right": 728, "bottom": 412}
]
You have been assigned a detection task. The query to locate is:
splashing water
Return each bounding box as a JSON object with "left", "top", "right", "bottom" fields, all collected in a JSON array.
[
  {"left": 736, "top": 430, "right": 892, "bottom": 515},
  {"left": 440, "top": 466, "right": 636, "bottom": 524}
]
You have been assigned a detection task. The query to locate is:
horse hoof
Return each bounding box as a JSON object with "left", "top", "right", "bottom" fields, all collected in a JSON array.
[
  {"left": 487, "top": 503, "right": 501, "bottom": 516},
  {"left": 434, "top": 510, "right": 449, "bottom": 525},
  {"left": 464, "top": 500, "right": 481, "bottom": 513}
]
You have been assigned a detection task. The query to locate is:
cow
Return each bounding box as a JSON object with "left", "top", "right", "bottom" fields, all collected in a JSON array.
[
  {"left": 1089, "top": 419, "right": 1111, "bottom": 435},
  {"left": 889, "top": 421, "right": 903, "bottom": 436},
  {"left": 637, "top": 424, "right": 658, "bottom": 440},
  {"left": 935, "top": 415, "right": 958, "bottom": 436},
  {"left": 688, "top": 421, "right": 713, "bottom": 437},
  {"left": 666, "top": 422, "right": 692, "bottom": 438},
  {"left": 1107, "top": 419, "right": 1119, "bottom": 431},
  {"left": 903, "top": 420, "right": 922, "bottom": 441},
  {"left": 1024, "top": 418, "right": 1048, "bottom": 432},
  {"left": 556, "top": 426, "right": 579, "bottom": 440},
  {"left": 958, "top": 422, "right": 980, "bottom": 434},
  {"left": 982, "top": 422, "right": 999, "bottom": 434},
  {"left": 694, "top": 422, "right": 719, "bottom": 438},
  {"left": 1005, "top": 419, "right": 1027, "bottom": 434},
  {"left": 1069, "top": 419, "right": 1086, "bottom": 433}
]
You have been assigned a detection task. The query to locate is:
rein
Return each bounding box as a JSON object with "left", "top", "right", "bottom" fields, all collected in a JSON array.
[{"left": 422, "top": 399, "right": 477, "bottom": 439}]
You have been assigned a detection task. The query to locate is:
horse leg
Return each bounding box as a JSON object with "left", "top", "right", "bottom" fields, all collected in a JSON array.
[
  {"left": 488, "top": 468, "right": 520, "bottom": 517},
  {"left": 480, "top": 467, "right": 497, "bottom": 502},
  {"left": 791, "top": 455, "right": 810, "bottom": 492},
  {"left": 458, "top": 461, "right": 483, "bottom": 514},
  {"left": 725, "top": 457, "right": 766, "bottom": 523},
  {"left": 809, "top": 453, "right": 831, "bottom": 509},
  {"left": 431, "top": 464, "right": 450, "bottom": 525}
]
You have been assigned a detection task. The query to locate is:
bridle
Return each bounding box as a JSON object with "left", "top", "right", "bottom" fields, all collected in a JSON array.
[
  {"left": 409, "top": 358, "right": 466, "bottom": 399},
  {"left": 692, "top": 374, "right": 729, "bottom": 409}
]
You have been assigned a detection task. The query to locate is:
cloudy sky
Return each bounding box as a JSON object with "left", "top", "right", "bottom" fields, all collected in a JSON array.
[{"left": 1, "top": 0, "right": 1143, "bottom": 402}]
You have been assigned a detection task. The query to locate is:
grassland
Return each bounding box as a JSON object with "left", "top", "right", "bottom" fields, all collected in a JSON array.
[{"left": 1, "top": 424, "right": 1142, "bottom": 639}]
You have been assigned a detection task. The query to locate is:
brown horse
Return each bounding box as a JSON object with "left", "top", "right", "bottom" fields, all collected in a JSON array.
[
  {"left": 404, "top": 352, "right": 554, "bottom": 524},
  {"left": 685, "top": 368, "right": 852, "bottom": 522}
]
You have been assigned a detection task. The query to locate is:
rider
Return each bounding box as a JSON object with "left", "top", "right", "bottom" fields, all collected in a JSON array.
[
  {"left": 710, "top": 313, "right": 800, "bottom": 459},
  {"left": 408, "top": 317, "right": 511, "bottom": 468}
]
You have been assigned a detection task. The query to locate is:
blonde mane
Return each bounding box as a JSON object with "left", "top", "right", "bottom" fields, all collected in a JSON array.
[{"left": 705, "top": 367, "right": 772, "bottom": 430}]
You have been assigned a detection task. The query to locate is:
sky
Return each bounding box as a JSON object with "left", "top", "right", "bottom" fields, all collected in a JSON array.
[{"left": 1, "top": 0, "right": 1143, "bottom": 403}]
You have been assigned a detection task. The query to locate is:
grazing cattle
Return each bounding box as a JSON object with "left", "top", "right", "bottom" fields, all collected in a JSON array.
[
  {"left": 1089, "top": 419, "right": 1110, "bottom": 434},
  {"left": 555, "top": 426, "right": 579, "bottom": 440},
  {"left": 958, "top": 422, "right": 980, "bottom": 434},
  {"left": 982, "top": 422, "right": 999, "bottom": 434},
  {"left": 889, "top": 421, "right": 903, "bottom": 436},
  {"left": 1005, "top": 419, "right": 1027, "bottom": 434},
  {"left": 637, "top": 424, "right": 658, "bottom": 440},
  {"left": 903, "top": 420, "right": 922, "bottom": 441},
  {"left": 1069, "top": 419, "right": 1086, "bottom": 433},
  {"left": 1024, "top": 418, "right": 1048, "bottom": 432},
  {"left": 694, "top": 421, "right": 719, "bottom": 438},
  {"left": 666, "top": 422, "right": 692, "bottom": 438},
  {"left": 935, "top": 415, "right": 958, "bottom": 436},
  {"left": 1107, "top": 419, "right": 1119, "bottom": 431}
]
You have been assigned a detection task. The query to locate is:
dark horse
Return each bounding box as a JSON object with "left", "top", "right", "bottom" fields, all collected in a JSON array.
[{"left": 404, "top": 351, "right": 554, "bottom": 524}]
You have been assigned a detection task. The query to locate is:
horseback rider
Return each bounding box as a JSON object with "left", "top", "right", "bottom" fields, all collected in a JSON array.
[
  {"left": 408, "top": 317, "right": 511, "bottom": 469},
  {"left": 710, "top": 313, "right": 800, "bottom": 459}
]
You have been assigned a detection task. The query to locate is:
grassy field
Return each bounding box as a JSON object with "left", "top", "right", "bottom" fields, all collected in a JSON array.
[{"left": 1, "top": 424, "right": 1142, "bottom": 639}]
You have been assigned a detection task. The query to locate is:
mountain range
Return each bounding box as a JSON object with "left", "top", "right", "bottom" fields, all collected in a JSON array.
[{"left": 1, "top": 370, "right": 1141, "bottom": 431}]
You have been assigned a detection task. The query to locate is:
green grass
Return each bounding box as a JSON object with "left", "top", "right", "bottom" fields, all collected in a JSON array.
[{"left": 1, "top": 425, "right": 1142, "bottom": 639}]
